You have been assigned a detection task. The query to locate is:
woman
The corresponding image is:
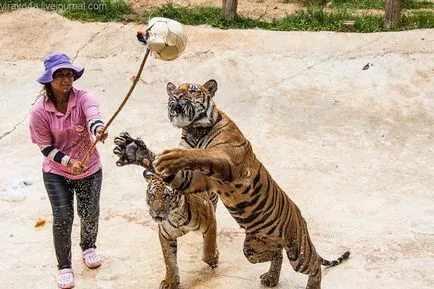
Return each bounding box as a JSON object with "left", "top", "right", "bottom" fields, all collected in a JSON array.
[{"left": 29, "top": 52, "right": 108, "bottom": 289}]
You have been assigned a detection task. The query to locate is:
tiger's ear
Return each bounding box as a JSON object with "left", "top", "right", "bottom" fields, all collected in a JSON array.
[
  {"left": 143, "top": 169, "right": 153, "bottom": 181},
  {"left": 167, "top": 82, "right": 177, "bottom": 96},
  {"left": 203, "top": 79, "right": 218, "bottom": 97}
]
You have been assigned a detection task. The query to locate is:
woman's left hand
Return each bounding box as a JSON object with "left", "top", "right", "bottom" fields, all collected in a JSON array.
[{"left": 96, "top": 126, "right": 108, "bottom": 143}]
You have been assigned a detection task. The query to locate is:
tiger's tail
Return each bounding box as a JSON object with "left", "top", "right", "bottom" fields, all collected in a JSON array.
[{"left": 321, "top": 250, "right": 350, "bottom": 267}]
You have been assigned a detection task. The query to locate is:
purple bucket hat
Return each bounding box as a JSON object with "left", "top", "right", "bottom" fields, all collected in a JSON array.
[{"left": 36, "top": 52, "right": 84, "bottom": 84}]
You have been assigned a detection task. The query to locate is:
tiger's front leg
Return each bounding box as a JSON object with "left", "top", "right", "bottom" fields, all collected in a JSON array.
[
  {"left": 243, "top": 233, "right": 284, "bottom": 287},
  {"left": 201, "top": 217, "right": 219, "bottom": 268},
  {"left": 158, "top": 228, "right": 180, "bottom": 289},
  {"left": 154, "top": 148, "right": 231, "bottom": 180}
]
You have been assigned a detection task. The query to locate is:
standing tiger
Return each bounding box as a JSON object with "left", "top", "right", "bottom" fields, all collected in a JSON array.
[
  {"left": 113, "top": 79, "right": 350, "bottom": 289},
  {"left": 142, "top": 168, "right": 219, "bottom": 289}
]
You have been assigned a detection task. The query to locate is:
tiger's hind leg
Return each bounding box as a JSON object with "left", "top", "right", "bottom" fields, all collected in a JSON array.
[
  {"left": 284, "top": 218, "right": 323, "bottom": 289},
  {"left": 286, "top": 243, "right": 322, "bottom": 289},
  {"left": 306, "top": 266, "right": 321, "bottom": 289},
  {"left": 306, "top": 251, "right": 350, "bottom": 289},
  {"left": 243, "top": 233, "right": 283, "bottom": 287}
]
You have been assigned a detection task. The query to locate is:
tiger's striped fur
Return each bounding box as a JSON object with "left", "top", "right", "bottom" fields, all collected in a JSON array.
[
  {"left": 151, "top": 79, "right": 350, "bottom": 288},
  {"left": 143, "top": 169, "right": 219, "bottom": 289}
]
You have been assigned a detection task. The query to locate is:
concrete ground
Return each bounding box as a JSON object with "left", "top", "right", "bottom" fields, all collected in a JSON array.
[{"left": 0, "top": 8, "right": 433, "bottom": 289}]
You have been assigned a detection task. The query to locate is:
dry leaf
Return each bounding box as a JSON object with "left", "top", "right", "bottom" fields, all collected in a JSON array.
[{"left": 35, "top": 218, "right": 46, "bottom": 229}]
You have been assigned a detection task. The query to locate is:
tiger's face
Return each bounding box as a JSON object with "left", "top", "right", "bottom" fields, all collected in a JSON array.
[
  {"left": 144, "top": 170, "right": 179, "bottom": 222},
  {"left": 166, "top": 79, "right": 218, "bottom": 128}
]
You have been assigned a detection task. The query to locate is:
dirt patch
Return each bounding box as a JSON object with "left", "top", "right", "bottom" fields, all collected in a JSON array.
[
  {"left": 127, "top": 0, "right": 434, "bottom": 22},
  {"left": 128, "top": 0, "right": 303, "bottom": 21}
]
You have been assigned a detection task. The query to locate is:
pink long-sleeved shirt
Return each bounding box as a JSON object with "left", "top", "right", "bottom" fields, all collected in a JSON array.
[{"left": 29, "top": 87, "right": 103, "bottom": 180}]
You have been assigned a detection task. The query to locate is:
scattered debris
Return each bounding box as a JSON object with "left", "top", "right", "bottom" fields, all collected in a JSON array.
[
  {"left": 35, "top": 219, "right": 46, "bottom": 229},
  {"left": 362, "top": 63, "right": 373, "bottom": 70},
  {"left": 0, "top": 179, "right": 32, "bottom": 202},
  {"left": 343, "top": 20, "right": 355, "bottom": 31}
]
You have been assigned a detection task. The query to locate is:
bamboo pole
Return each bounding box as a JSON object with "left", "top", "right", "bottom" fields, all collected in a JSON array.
[{"left": 80, "top": 48, "right": 151, "bottom": 166}]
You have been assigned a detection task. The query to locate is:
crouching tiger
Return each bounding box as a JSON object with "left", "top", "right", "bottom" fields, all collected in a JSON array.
[
  {"left": 113, "top": 80, "right": 350, "bottom": 289},
  {"left": 113, "top": 139, "right": 219, "bottom": 289}
]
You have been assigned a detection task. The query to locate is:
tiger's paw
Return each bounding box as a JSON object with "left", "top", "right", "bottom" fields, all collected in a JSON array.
[
  {"left": 113, "top": 132, "right": 155, "bottom": 169},
  {"left": 202, "top": 250, "right": 219, "bottom": 268},
  {"left": 153, "top": 148, "right": 191, "bottom": 176},
  {"left": 260, "top": 272, "right": 279, "bottom": 287},
  {"left": 159, "top": 279, "right": 180, "bottom": 289}
]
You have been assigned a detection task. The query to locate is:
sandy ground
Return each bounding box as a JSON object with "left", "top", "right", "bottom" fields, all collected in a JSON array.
[{"left": 0, "top": 8, "right": 433, "bottom": 289}]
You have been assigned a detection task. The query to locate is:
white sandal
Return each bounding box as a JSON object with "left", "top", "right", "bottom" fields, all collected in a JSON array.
[
  {"left": 57, "top": 268, "right": 75, "bottom": 289},
  {"left": 82, "top": 248, "right": 102, "bottom": 269}
]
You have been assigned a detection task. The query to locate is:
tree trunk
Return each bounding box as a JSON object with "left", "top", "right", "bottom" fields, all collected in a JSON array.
[
  {"left": 221, "top": 0, "right": 238, "bottom": 21},
  {"left": 384, "top": 0, "right": 403, "bottom": 30}
]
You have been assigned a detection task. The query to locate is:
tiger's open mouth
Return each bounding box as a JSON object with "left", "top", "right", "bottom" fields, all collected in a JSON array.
[{"left": 168, "top": 100, "right": 195, "bottom": 128}]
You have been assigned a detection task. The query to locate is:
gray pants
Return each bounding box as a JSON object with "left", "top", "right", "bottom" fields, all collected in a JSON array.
[{"left": 43, "top": 169, "right": 102, "bottom": 269}]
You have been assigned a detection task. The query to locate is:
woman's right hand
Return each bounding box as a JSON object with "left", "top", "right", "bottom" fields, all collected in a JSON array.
[
  {"left": 67, "top": 158, "right": 86, "bottom": 175},
  {"left": 95, "top": 126, "right": 108, "bottom": 143}
]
